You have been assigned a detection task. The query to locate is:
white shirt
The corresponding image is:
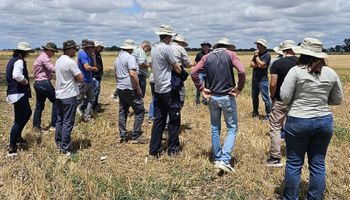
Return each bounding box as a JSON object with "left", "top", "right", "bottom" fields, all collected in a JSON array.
[{"left": 6, "top": 59, "right": 26, "bottom": 104}]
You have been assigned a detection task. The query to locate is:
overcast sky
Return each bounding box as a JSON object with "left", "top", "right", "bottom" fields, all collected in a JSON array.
[{"left": 1, "top": 0, "right": 349, "bottom": 49}]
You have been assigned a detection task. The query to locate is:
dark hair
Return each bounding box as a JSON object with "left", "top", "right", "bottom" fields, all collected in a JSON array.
[
  {"left": 297, "top": 54, "right": 326, "bottom": 74},
  {"left": 13, "top": 50, "right": 28, "bottom": 59}
]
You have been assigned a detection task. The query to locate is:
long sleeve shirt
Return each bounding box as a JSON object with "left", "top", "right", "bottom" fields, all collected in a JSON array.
[{"left": 33, "top": 52, "right": 55, "bottom": 81}]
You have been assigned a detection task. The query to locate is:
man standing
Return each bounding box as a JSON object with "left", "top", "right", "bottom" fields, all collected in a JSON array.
[
  {"left": 132, "top": 40, "right": 151, "bottom": 98},
  {"left": 33, "top": 42, "right": 58, "bottom": 132},
  {"left": 149, "top": 25, "right": 182, "bottom": 158},
  {"left": 192, "top": 38, "right": 246, "bottom": 173},
  {"left": 92, "top": 41, "right": 104, "bottom": 112},
  {"left": 266, "top": 40, "right": 298, "bottom": 167},
  {"left": 194, "top": 41, "right": 211, "bottom": 105},
  {"left": 55, "top": 40, "right": 83, "bottom": 155},
  {"left": 250, "top": 39, "right": 271, "bottom": 119},
  {"left": 77, "top": 39, "right": 98, "bottom": 122},
  {"left": 114, "top": 39, "right": 147, "bottom": 144}
]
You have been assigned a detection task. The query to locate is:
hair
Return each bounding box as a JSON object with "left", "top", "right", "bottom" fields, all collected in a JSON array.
[
  {"left": 159, "top": 35, "right": 171, "bottom": 41},
  {"left": 13, "top": 50, "right": 28, "bottom": 58},
  {"left": 141, "top": 40, "right": 151, "bottom": 46},
  {"left": 297, "top": 54, "right": 326, "bottom": 74}
]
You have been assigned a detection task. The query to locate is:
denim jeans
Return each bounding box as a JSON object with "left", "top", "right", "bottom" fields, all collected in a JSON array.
[
  {"left": 93, "top": 77, "right": 101, "bottom": 108},
  {"left": 283, "top": 114, "right": 333, "bottom": 200},
  {"left": 10, "top": 95, "right": 32, "bottom": 148},
  {"left": 138, "top": 75, "right": 147, "bottom": 98},
  {"left": 195, "top": 72, "right": 207, "bottom": 104},
  {"left": 33, "top": 80, "right": 57, "bottom": 128},
  {"left": 252, "top": 77, "right": 271, "bottom": 115},
  {"left": 209, "top": 95, "right": 238, "bottom": 164},
  {"left": 148, "top": 82, "right": 155, "bottom": 119}
]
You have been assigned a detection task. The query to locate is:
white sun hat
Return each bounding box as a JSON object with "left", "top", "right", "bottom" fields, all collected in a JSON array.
[
  {"left": 155, "top": 25, "right": 176, "bottom": 36},
  {"left": 255, "top": 39, "right": 268, "bottom": 48},
  {"left": 94, "top": 41, "right": 105, "bottom": 47},
  {"left": 173, "top": 34, "right": 188, "bottom": 47},
  {"left": 16, "top": 41, "right": 35, "bottom": 52},
  {"left": 292, "top": 37, "right": 327, "bottom": 58},
  {"left": 273, "top": 40, "right": 296, "bottom": 54},
  {"left": 120, "top": 39, "right": 137, "bottom": 50},
  {"left": 213, "top": 37, "right": 236, "bottom": 49}
]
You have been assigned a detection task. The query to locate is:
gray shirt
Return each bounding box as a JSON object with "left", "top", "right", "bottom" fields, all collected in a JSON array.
[
  {"left": 132, "top": 46, "right": 149, "bottom": 78},
  {"left": 151, "top": 41, "right": 177, "bottom": 93},
  {"left": 280, "top": 66, "right": 343, "bottom": 118},
  {"left": 114, "top": 50, "right": 138, "bottom": 90},
  {"left": 55, "top": 55, "right": 82, "bottom": 99},
  {"left": 171, "top": 42, "right": 191, "bottom": 68}
]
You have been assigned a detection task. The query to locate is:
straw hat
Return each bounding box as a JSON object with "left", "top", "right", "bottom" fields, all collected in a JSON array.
[
  {"left": 292, "top": 37, "right": 327, "bottom": 58},
  {"left": 273, "top": 40, "right": 296, "bottom": 54},
  {"left": 155, "top": 25, "right": 175, "bottom": 36},
  {"left": 173, "top": 34, "right": 188, "bottom": 47},
  {"left": 120, "top": 39, "right": 137, "bottom": 50},
  {"left": 213, "top": 38, "right": 236, "bottom": 49},
  {"left": 255, "top": 39, "right": 268, "bottom": 48},
  {"left": 94, "top": 41, "right": 105, "bottom": 47},
  {"left": 42, "top": 42, "right": 58, "bottom": 52},
  {"left": 63, "top": 40, "right": 79, "bottom": 50},
  {"left": 15, "top": 42, "right": 35, "bottom": 52}
]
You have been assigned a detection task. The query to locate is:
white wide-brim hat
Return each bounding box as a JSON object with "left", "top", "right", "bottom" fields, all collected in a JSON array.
[
  {"left": 292, "top": 37, "right": 327, "bottom": 58},
  {"left": 94, "top": 41, "right": 105, "bottom": 47},
  {"left": 273, "top": 40, "right": 296, "bottom": 54},
  {"left": 16, "top": 41, "right": 35, "bottom": 52},
  {"left": 213, "top": 37, "right": 236, "bottom": 49},
  {"left": 173, "top": 34, "right": 188, "bottom": 47},
  {"left": 120, "top": 39, "right": 137, "bottom": 50},
  {"left": 255, "top": 39, "right": 268, "bottom": 48},
  {"left": 155, "top": 25, "right": 176, "bottom": 36}
]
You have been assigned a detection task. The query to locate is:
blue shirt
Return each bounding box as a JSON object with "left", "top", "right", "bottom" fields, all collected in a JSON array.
[
  {"left": 78, "top": 50, "right": 93, "bottom": 83},
  {"left": 252, "top": 50, "right": 271, "bottom": 81}
]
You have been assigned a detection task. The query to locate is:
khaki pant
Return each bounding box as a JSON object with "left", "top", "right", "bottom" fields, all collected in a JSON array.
[{"left": 269, "top": 100, "right": 288, "bottom": 159}]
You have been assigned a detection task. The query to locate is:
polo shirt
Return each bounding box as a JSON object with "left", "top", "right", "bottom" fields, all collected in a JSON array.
[
  {"left": 78, "top": 49, "right": 93, "bottom": 83},
  {"left": 252, "top": 50, "right": 271, "bottom": 81},
  {"left": 114, "top": 50, "right": 138, "bottom": 90}
]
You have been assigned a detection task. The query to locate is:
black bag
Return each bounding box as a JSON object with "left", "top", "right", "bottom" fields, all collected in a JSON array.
[{"left": 171, "top": 66, "right": 188, "bottom": 91}]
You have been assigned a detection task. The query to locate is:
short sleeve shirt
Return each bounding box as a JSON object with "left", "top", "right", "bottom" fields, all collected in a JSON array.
[
  {"left": 132, "top": 46, "right": 149, "bottom": 78},
  {"left": 114, "top": 50, "right": 138, "bottom": 90},
  {"left": 78, "top": 50, "right": 93, "bottom": 83},
  {"left": 252, "top": 50, "right": 271, "bottom": 81},
  {"left": 55, "top": 55, "right": 81, "bottom": 99},
  {"left": 171, "top": 43, "right": 191, "bottom": 68},
  {"left": 151, "top": 42, "right": 177, "bottom": 93}
]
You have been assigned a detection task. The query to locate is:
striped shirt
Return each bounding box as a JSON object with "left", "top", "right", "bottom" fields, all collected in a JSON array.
[{"left": 132, "top": 46, "right": 149, "bottom": 78}]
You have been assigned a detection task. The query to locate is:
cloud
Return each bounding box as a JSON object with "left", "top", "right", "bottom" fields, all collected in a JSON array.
[{"left": 0, "top": 0, "right": 349, "bottom": 49}]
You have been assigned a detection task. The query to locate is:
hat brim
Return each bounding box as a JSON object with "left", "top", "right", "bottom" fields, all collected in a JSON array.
[
  {"left": 63, "top": 46, "right": 79, "bottom": 50},
  {"left": 15, "top": 48, "right": 35, "bottom": 53},
  {"left": 201, "top": 43, "right": 212, "bottom": 48},
  {"left": 254, "top": 41, "right": 268, "bottom": 48},
  {"left": 213, "top": 43, "right": 236, "bottom": 49},
  {"left": 42, "top": 46, "right": 58, "bottom": 52},
  {"left": 120, "top": 45, "right": 136, "bottom": 50},
  {"left": 173, "top": 39, "right": 188, "bottom": 47},
  {"left": 292, "top": 46, "right": 328, "bottom": 58},
  {"left": 273, "top": 47, "right": 283, "bottom": 55},
  {"left": 155, "top": 31, "right": 176, "bottom": 36}
]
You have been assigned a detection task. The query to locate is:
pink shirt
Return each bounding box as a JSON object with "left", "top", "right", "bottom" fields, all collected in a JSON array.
[{"left": 33, "top": 52, "right": 55, "bottom": 81}]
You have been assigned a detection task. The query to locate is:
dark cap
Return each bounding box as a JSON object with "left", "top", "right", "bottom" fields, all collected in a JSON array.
[
  {"left": 42, "top": 42, "right": 58, "bottom": 52},
  {"left": 82, "top": 39, "right": 95, "bottom": 48},
  {"left": 63, "top": 40, "right": 78, "bottom": 50},
  {"left": 200, "top": 41, "right": 212, "bottom": 48}
]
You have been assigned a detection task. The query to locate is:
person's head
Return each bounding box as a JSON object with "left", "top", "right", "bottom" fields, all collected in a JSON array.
[
  {"left": 213, "top": 38, "right": 235, "bottom": 50},
  {"left": 94, "top": 41, "right": 104, "bottom": 53},
  {"left": 200, "top": 41, "right": 212, "bottom": 53},
  {"left": 155, "top": 25, "right": 175, "bottom": 44},
  {"left": 13, "top": 41, "right": 34, "bottom": 58},
  {"left": 293, "top": 37, "right": 328, "bottom": 74},
  {"left": 82, "top": 39, "right": 95, "bottom": 54},
  {"left": 63, "top": 40, "right": 79, "bottom": 57},
  {"left": 172, "top": 34, "right": 188, "bottom": 47},
  {"left": 140, "top": 40, "right": 151, "bottom": 52},
  {"left": 42, "top": 42, "right": 58, "bottom": 58},
  {"left": 255, "top": 39, "right": 268, "bottom": 52},
  {"left": 120, "top": 39, "right": 137, "bottom": 54},
  {"left": 274, "top": 40, "right": 296, "bottom": 56}
]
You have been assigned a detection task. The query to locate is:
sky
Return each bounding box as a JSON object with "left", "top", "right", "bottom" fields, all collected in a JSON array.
[{"left": 1, "top": 0, "right": 350, "bottom": 49}]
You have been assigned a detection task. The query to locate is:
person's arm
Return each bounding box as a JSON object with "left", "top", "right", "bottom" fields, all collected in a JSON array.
[
  {"left": 13, "top": 60, "right": 28, "bottom": 85},
  {"left": 328, "top": 75, "right": 344, "bottom": 105},
  {"left": 250, "top": 53, "right": 258, "bottom": 68},
  {"left": 191, "top": 55, "right": 207, "bottom": 91},
  {"left": 280, "top": 67, "right": 297, "bottom": 105},
  {"left": 181, "top": 48, "right": 192, "bottom": 68},
  {"left": 81, "top": 51, "right": 98, "bottom": 72},
  {"left": 167, "top": 46, "right": 181, "bottom": 74},
  {"left": 43, "top": 56, "right": 55, "bottom": 73},
  {"left": 75, "top": 73, "right": 84, "bottom": 83},
  {"left": 269, "top": 74, "right": 278, "bottom": 99},
  {"left": 70, "top": 62, "right": 83, "bottom": 83},
  {"left": 228, "top": 51, "right": 246, "bottom": 96},
  {"left": 128, "top": 57, "right": 142, "bottom": 96}
]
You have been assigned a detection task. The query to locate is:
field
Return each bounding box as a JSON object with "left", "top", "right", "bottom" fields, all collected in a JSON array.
[{"left": 0, "top": 51, "right": 349, "bottom": 199}]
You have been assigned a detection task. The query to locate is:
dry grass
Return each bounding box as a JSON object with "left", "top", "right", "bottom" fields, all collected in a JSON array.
[{"left": 0, "top": 52, "right": 349, "bottom": 199}]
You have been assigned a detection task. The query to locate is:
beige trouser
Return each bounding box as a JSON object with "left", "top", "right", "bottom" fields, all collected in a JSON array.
[{"left": 269, "top": 100, "right": 288, "bottom": 159}]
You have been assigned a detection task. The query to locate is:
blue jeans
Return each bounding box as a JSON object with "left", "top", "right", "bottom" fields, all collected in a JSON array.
[
  {"left": 148, "top": 82, "right": 155, "bottom": 119},
  {"left": 283, "top": 114, "right": 333, "bottom": 200},
  {"left": 252, "top": 77, "right": 271, "bottom": 115},
  {"left": 33, "top": 80, "right": 57, "bottom": 128},
  {"left": 195, "top": 72, "right": 207, "bottom": 104},
  {"left": 209, "top": 95, "right": 238, "bottom": 164}
]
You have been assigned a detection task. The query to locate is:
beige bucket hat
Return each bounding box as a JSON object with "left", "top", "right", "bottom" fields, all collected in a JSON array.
[
  {"left": 16, "top": 42, "right": 35, "bottom": 52},
  {"left": 173, "top": 34, "right": 188, "bottom": 47},
  {"left": 120, "top": 39, "right": 137, "bottom": 50},
  {"left": 273, "top": 40, "right": 296, "bottom": 54},
  {"left": 155, "top": 25, "right": 176, "bottom": 36},
  {"left": 213, "top": 38, "right": 236, "bottom": 49},
  {"left": 292, "top": 37, "right": 327, "bottom": 58},
  {"left": 255, "top": 39, "right": 268, "bottom": 48}
]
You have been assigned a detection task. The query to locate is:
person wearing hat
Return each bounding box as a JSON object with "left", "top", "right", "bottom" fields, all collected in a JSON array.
[
  {"left": 192, "top": 38, "right": 246, "bottom": 173},
  {"left": 194, "top": 41, "right": 212, "bottom": 105},
  {"left": 114, "top": 39, "right": 147, "bottom": 144},
  {"left": 132, "top": 40, "right": 152, "bottom": 98},
  {"left": 32, "top": 42, "right": 58, "bottom": 133},
  {"left": 55, "top": 40, "right": 83, "bottom": 155},
  {"left": 280, "top": 38, "right": 343, "bottom": 199},
  {"left": 5, "top": 42, "right": 35, "bottom": 156},
  {"left": 148, "top": 25, "right": 182, "bottom": 159},
  {"left": 76, "top": 39, "right": 99, "bottom": 122},
  {"left": 266, "top": 40, "right": 298, "bottom": 167},
  {"left": 250, "top": 39, "right": 272, "bottom": 119},
  {"left": 92, "top": 41, "right": 104, "bottom": 112}
]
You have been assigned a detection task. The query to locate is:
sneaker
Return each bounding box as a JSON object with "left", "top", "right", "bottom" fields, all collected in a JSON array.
[
  {"left": 33, "top": 126, "right": 49, "bottom": 133},
  {"left": 62, "top": 151, "right": 71, "bottom": 156},
  {"left": 119, "top": 137, "right": 128, "bottom": 143},
  {"left": 266, "top": 157, "right": 283, "bottom": 167},
  {"left": 217, "top": 161, "right": 235, "bottom": 173},
  {"left": 262, "top": 114, "right": 270, "bottom": 121},
  {"left": 82, "top": 115, "right": 92, "bottom": 122},
  {"left": 145, "top": 155, "right": 159, "bottom": 163},
  {"left": 77, "top": 105, "right": 83, "bottom": 116},
  {"left": 17, "top": 137, "right": 28, "bottom": 146},
  {"left": 213, "top": 160, "right": 221, "bottom": 169},
  {"left": 7, "top": 146, "right": 18, "bottom": 157},
  {"left": 130, "top": 135, "right": 149, "bottom": 144}
]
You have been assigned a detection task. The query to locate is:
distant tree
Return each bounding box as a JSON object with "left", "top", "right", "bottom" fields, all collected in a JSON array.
[{"left": 343, "top": 39, "right": 350, "bottom": 52}]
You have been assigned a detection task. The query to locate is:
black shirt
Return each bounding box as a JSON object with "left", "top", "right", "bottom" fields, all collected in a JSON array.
[
  {"left": 270, "top": 56, "right": 298, "bottom": 101},
  {"left": 93, "top": 52, "right": 104, "bottom": 80},
  {"left": 252, "top": 50, "right": 271, "bottom": 81}
]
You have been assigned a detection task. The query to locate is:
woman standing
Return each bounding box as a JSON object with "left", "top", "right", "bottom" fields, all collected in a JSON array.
[
  {"left": 6, "top": 42, "right": 34, "bottom": 156},
  {"left": 280, "top": 38, "right": 343, "bottom": 199}
]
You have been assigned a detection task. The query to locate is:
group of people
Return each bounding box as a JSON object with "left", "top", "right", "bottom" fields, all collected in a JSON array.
[{"left": 5, "top": 24, "right": 344, "bottom": 199}]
